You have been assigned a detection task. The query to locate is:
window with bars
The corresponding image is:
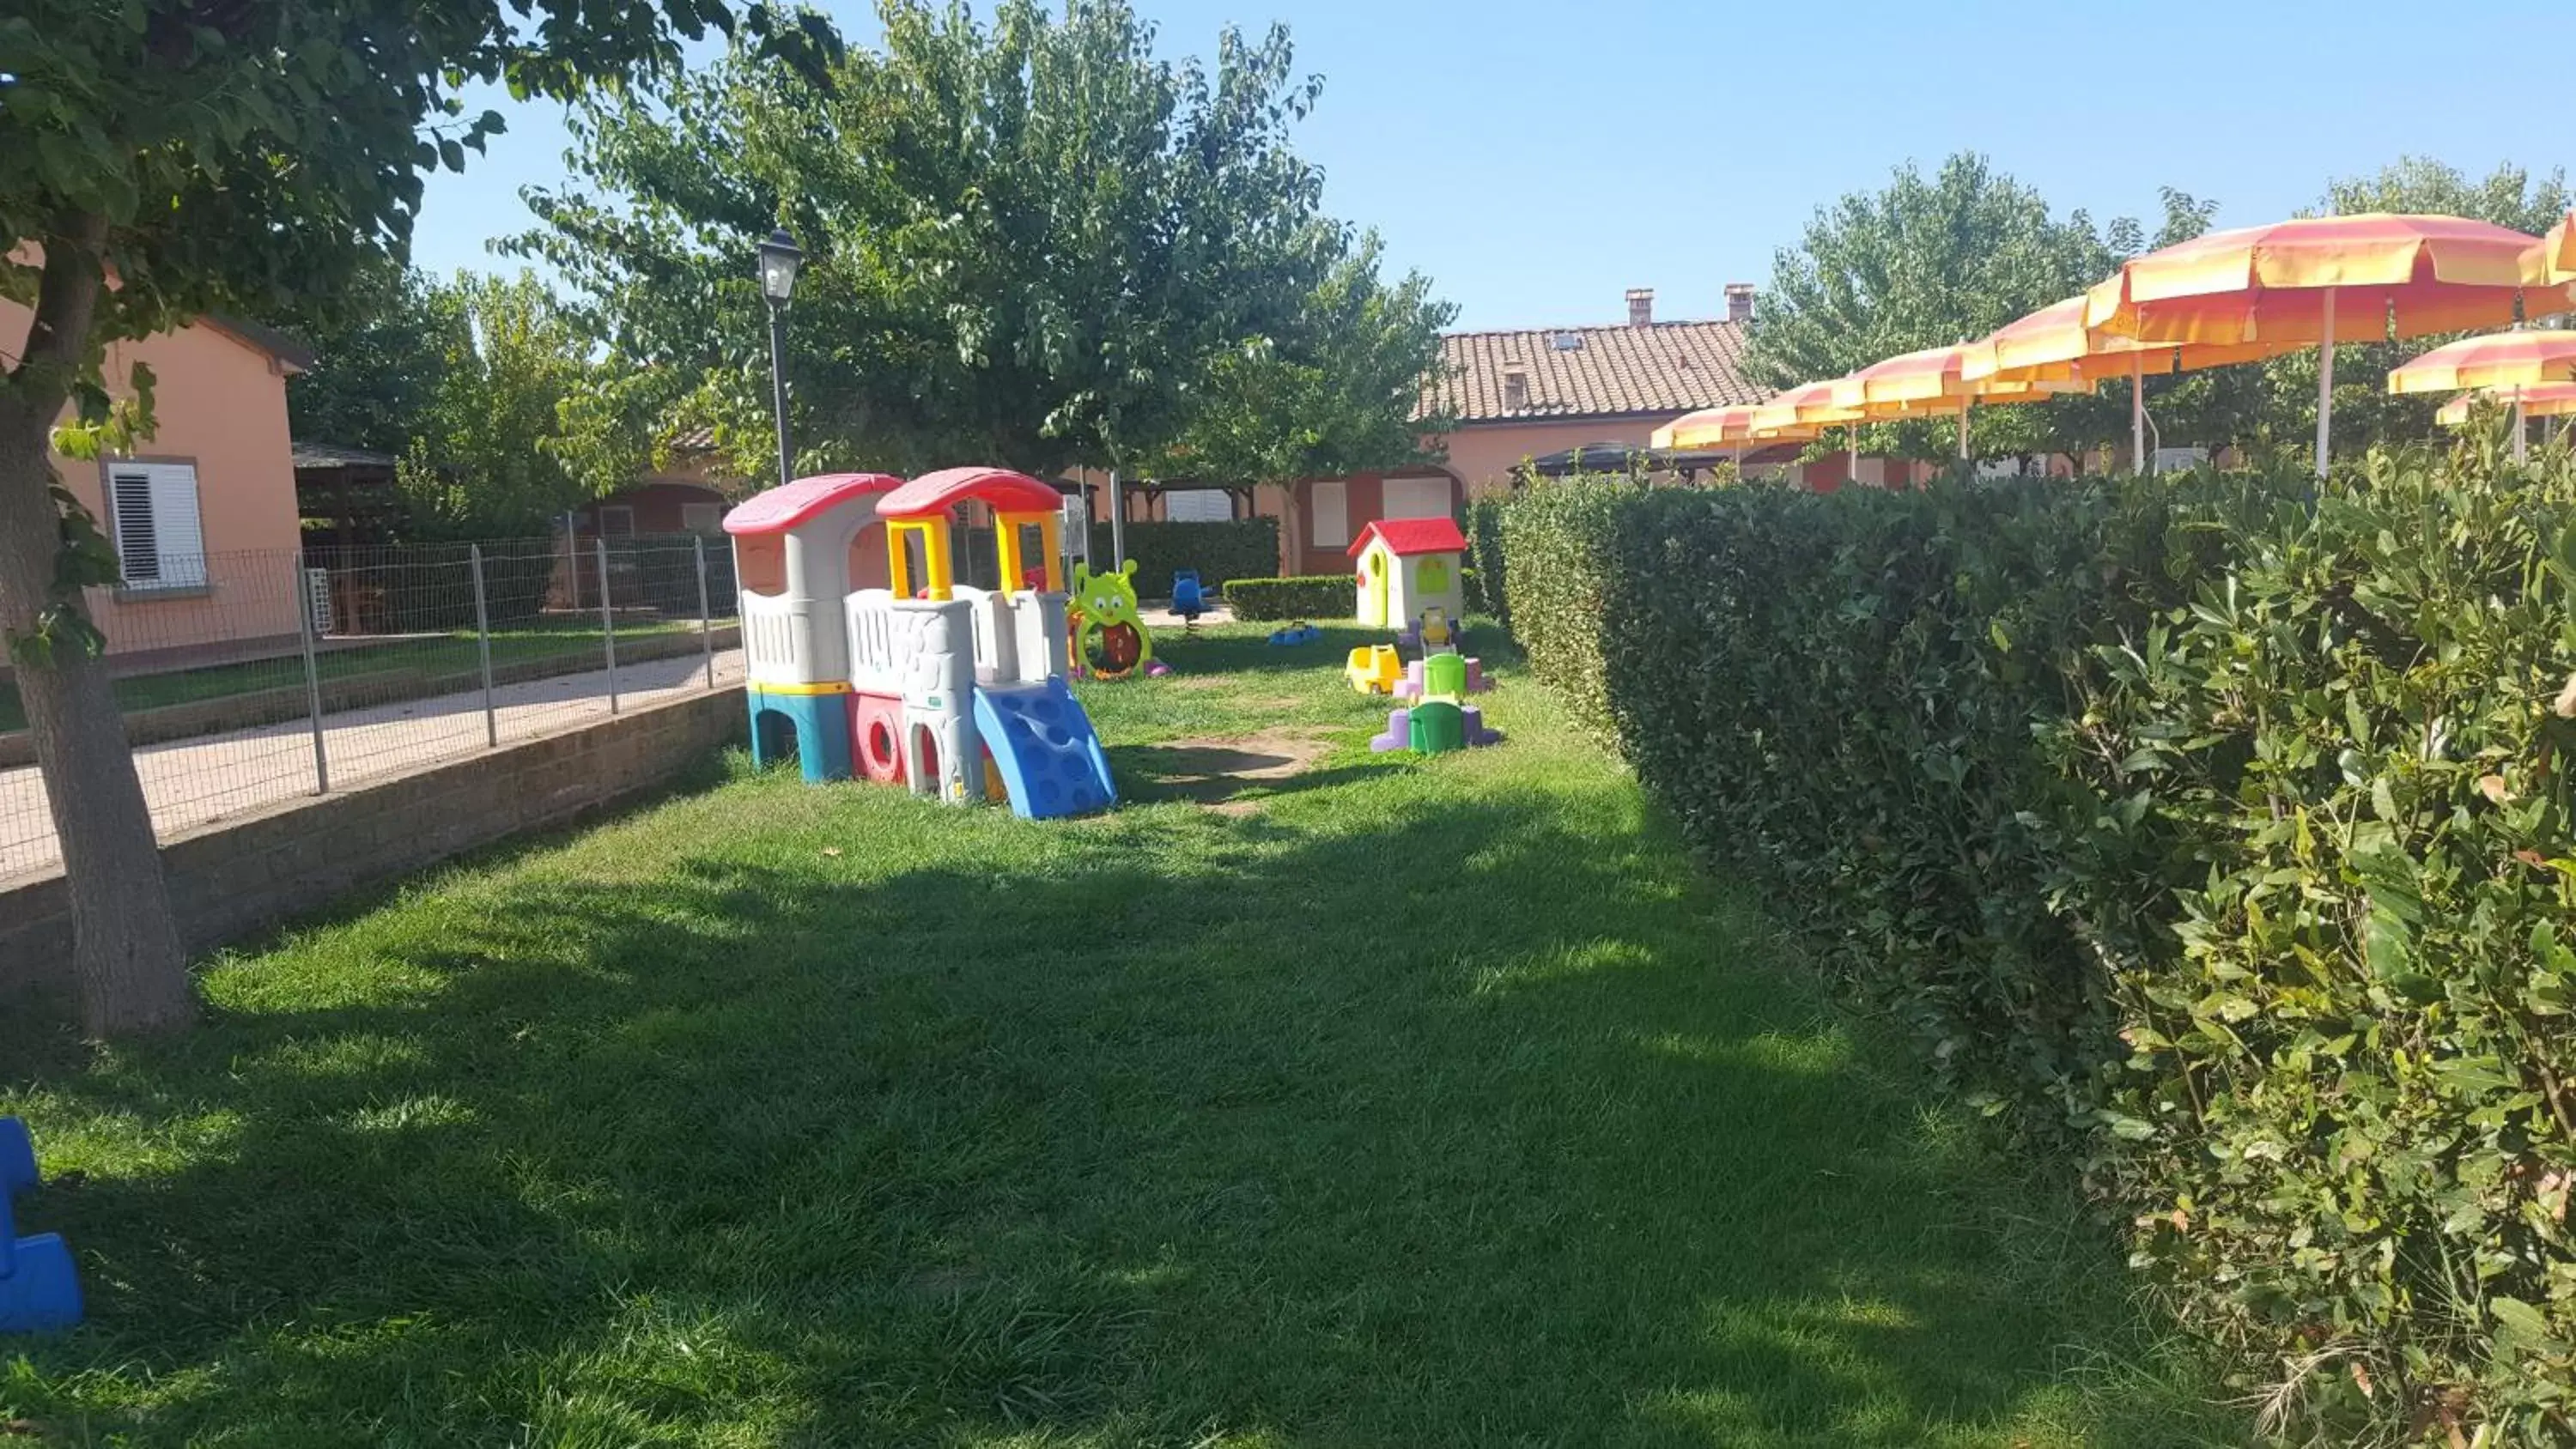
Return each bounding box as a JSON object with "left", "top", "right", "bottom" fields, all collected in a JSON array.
[{"left": 104, "top": 461, "right": 208, "bottom": 590}]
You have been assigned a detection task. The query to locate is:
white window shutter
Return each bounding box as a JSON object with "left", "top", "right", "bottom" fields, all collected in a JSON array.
[
  {"left": 1161, "top": 488, "right": 1231, "bottom": 522},
  {"left": 1309, "top": 480, "right": 1348, "bottom": 548},
  {"left": 107, "top": 466, "right": 160, "bottom": 585},
  {"left": 1382, "top": 476, "right": 1451, "bottom": 520},
  {"left": 106, "top": 462, "right": 205, "bottom": 589},
  {"left": 149, "top": 464, "right": 205, "bottom": 585}
]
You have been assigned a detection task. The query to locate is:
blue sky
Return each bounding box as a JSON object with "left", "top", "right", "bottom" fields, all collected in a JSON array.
[{"left": 412, "top": 0, "right": 2573, "bottom": 333}]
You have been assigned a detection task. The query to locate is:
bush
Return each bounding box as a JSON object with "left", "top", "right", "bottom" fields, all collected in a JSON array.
[
  {"left": 1088, "top": 518, "right": 1280, "bottom": 598},
  {"left": 1224, "top": 573, "right": 1352, "bottom": 621},
  {"left": 1496, "top": 444, "right": 2576, "bottom": 1441},
  {"left": 1466, "top": 494, "right": 1510, "bottom": 624}
]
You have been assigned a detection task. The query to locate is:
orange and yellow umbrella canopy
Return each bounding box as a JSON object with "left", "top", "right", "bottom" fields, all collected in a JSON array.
[
  {"left": 2082, "top": 213, "right": 2564, "bottom": 473},
  {"left": 1965, "top": 295, "right": 2290, "bottom": 385},
  {"left": 2533, "top": 210, "right": 2576, "bottom": 287},
  {"left": 1747, "top": 379, "right": 1861, "bottom": 436},
  {"left": 2438, "top": 383, "right": 2576, "bottom": 427},
  {"left": 1963, "top": 296, "right": 2295, "bottom": 472},
  {"left": 2387, "top": 329, "right": 2576, "bottom": 396},
  {"left": 2082, "top": 213, "right": 2557, "bottom": 345},
  {"left": 1652, "top": 403, "right": 1801, "bottom": 451},
  {"left": 2391, "top": 329, "right": 2576, "bottom": 461},
  {"left": 1827, "top": 344, "right": 2076, "bottom": 458}
]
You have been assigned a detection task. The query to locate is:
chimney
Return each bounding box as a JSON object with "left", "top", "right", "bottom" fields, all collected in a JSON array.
[
  {"left": 1626, "top": 288, "right": 1655, "bottom": 327},
  {"left": 1502, "top": 365, "right": 1530, "bottom": 412},
  {"left": 1725, "top": 282, "right": 1756, "bottom": 323}
]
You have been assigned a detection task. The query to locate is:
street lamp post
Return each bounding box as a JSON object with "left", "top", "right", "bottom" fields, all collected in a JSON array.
[{"left": 756, "top": 227, "right": 804, "bottom": 490}]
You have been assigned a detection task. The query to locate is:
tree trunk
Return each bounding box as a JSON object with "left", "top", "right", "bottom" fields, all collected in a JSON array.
[
  {"left": 0, "top": 221, "right": 194, "bottom": 1037},
  {"left": 1278, "top": 481, "right": 1305, "bottom": 576}
]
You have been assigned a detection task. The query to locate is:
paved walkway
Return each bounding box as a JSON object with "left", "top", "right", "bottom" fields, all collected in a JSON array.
[{"left": 0, "top": 646, "right": 744, "bottom": 879}]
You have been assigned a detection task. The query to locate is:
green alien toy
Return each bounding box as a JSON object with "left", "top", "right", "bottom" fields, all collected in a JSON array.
[{"left": 1068, "top": 559, "right": 1161, "bottom": 680}]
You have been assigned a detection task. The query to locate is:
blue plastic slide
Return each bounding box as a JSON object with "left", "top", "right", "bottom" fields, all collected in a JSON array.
[{"left": 974, "top": 676, "right": 1117, "bottom": 820}]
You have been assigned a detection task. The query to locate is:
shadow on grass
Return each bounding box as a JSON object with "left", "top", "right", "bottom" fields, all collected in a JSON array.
[{"left": 0, "top": 773, "right": 2226, "bottom": 1446}]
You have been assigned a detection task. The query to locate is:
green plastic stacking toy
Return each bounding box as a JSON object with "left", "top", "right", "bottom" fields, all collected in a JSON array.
[{"left": 1408, "top": 700, "right": 1467, "bottom": 754}]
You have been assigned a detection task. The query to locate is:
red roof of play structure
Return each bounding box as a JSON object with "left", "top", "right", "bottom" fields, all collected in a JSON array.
[
  {"left": 1347, "top": 517, "right": 1468, "bottom": 560},
  {"left": 722, "top": 473, "right": 906, "bottom": 536},
  {"left": 878, "top": 466, "right": 1065, "bottom": 521}
]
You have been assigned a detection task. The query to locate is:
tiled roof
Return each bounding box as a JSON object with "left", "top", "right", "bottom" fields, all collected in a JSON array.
[
  {"left": 1425, "top": 318, "right": 1763, "bottom": 424},
  {"left": 1349, "top": 517, "right": 1468, "bottom": 559}
]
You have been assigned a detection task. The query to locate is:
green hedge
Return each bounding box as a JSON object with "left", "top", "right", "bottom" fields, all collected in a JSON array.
[
  {"left": 1466, "top": 494, "right": 1510, "bottom": 625},
  {"left": 1224, "top": 574, "right": 1352, "bottom": 621},
  {"left": 1498, "top": 446, "right": 2576, "bottom": 1441},
  {"left": 1088, "top": 518, "right": 1280, "bottom": 598}
]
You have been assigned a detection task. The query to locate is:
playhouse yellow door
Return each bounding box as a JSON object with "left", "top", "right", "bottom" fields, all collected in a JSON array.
[{"left": 1364, "top": 549, "right": 1389, "bottom": 626}]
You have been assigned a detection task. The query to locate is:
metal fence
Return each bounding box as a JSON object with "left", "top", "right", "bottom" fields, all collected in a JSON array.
[{"left": 0, "top": 532, "right": 742, "bottom": 879}]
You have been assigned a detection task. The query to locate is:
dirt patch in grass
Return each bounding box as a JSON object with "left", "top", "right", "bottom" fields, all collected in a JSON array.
[{"left": 1121, "top": 726, "right": 1340, "bottom": 810}]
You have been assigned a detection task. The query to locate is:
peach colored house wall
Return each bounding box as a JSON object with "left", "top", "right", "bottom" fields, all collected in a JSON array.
[
  {"left": 1440, "top": 415, "right": 1686, "bottom": 495},
  {"left": 1, "top": 300, "right": 304, "bottom": 653}
]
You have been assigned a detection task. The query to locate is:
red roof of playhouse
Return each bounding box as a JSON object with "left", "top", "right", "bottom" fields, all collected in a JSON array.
[
  {"left": 877, "top": 466, "right": 1064, "bottom": 521},
  {"left": 723, "top": 473, "right": 907, "bottom": 536},
  {"left": 1347, "top": 517, "right": 1468, "bottom": 560}
]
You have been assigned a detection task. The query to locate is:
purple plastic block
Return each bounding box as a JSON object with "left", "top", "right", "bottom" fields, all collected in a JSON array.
[
  {"left": 1461, "top": 706, "right": 1503, "bottom": 748},
  {"left": 1370, "top": 709, "right": 1413, "bottom": 753},
  {"left": 1394, "top": 659, "right": 1425, "bottom": 701},
  {"left": 1464, "top": 658, "right": 1490, "bottom": 693}
]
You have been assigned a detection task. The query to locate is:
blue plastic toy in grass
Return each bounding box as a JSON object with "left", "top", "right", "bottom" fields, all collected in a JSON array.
[
  {"left": 1170, "top": 569, "right": 1212, "bottom": 631},
  {"left": 1, "top": 1116, "right": 82, "bottom": 1332},
  {"left": 1267, "top": 622, "right": 1321, "bottom": 647}
]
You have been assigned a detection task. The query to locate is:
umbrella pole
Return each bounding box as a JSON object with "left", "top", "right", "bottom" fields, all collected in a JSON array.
[
  {"left": 1957, "top": 398, "right": 1971, "bottom": 461},
  {"left": 1847, "top": 429, "right": 1858, "bottom": 487},
  {"left": 2515, "top": 390, "right": 2530, "bottom": 464},
  {"left": 2314, "top": 291, "right": 2336, "bottom": 477},
  {"left": 2130, "top": 355, "right": 2145, "bottom": 474}
]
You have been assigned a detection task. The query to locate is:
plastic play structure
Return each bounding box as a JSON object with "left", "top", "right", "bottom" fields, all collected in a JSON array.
[
  {"left": 1371, "top": 650, "right": 1501, "bottom": 755},
  {"left": 1268, "top": 622, "right": 1321, "bottom": 647},
  {"left": 1350, "top": 517, "right": 1467, "bottom": 630},
  {"left": 1068, "top": 559, "right": 1163, "bottom": 681},
  {"left": 726, "top": 468, "right": 1117, "bottom": 820},
  {"left": 1170, "top": 569, "right": 1212, "bottom": 631},
  {"left": 2, "top": 1116, "right": 81, "bottom": 1332}
]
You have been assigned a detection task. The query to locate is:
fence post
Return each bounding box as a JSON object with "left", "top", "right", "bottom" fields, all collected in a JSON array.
[
  {"left": 597, "top": 537, "right": 619, "bottom": 713},
  {"left": 469, "top": 543, "right": 498, "bottom": 748},
  {"left": 295, "top": 555, "right": 329, "bottom": 794},
  {"left": 694, "top": 534, "right": 716, "bottom": 691},
  {"left": 564, "top": 512, "right": 581, "bottom": 610}
]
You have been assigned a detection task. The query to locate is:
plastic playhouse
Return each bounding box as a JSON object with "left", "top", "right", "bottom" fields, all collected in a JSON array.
[
  {"left": 1350, "top": 517, "right": 1467, "bottom": 630},
  {"left": 2, "top": 1116, "right": 81, "bottom": 1332},
  {"left": 725, "top": 468, "right": 1116, "bottom": 820}
]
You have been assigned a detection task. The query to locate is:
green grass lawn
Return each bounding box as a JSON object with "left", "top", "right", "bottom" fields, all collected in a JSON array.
[
  {"left": 0, "top": 621, "right": 2243, "bottom": 1446},
  {"left": 0, "top": 615, "right": 702, "bottom": 734}
]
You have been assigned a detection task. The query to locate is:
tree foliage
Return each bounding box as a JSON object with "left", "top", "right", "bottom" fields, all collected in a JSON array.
[
  {"left": 391, "top": 272, "right": 627, "bottom": 539},
  {"left": 0, "top": 0, "right": 832, "bottom": 1036},
  {"left": 523, "top": 0, "right": 1444, "bottom": 482},
  {"left": 1748, "top": 154, "right": 2213, "bottom": 464},
  {"left": 257, "top": 255, "right": 453, "bottom": 458}
]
